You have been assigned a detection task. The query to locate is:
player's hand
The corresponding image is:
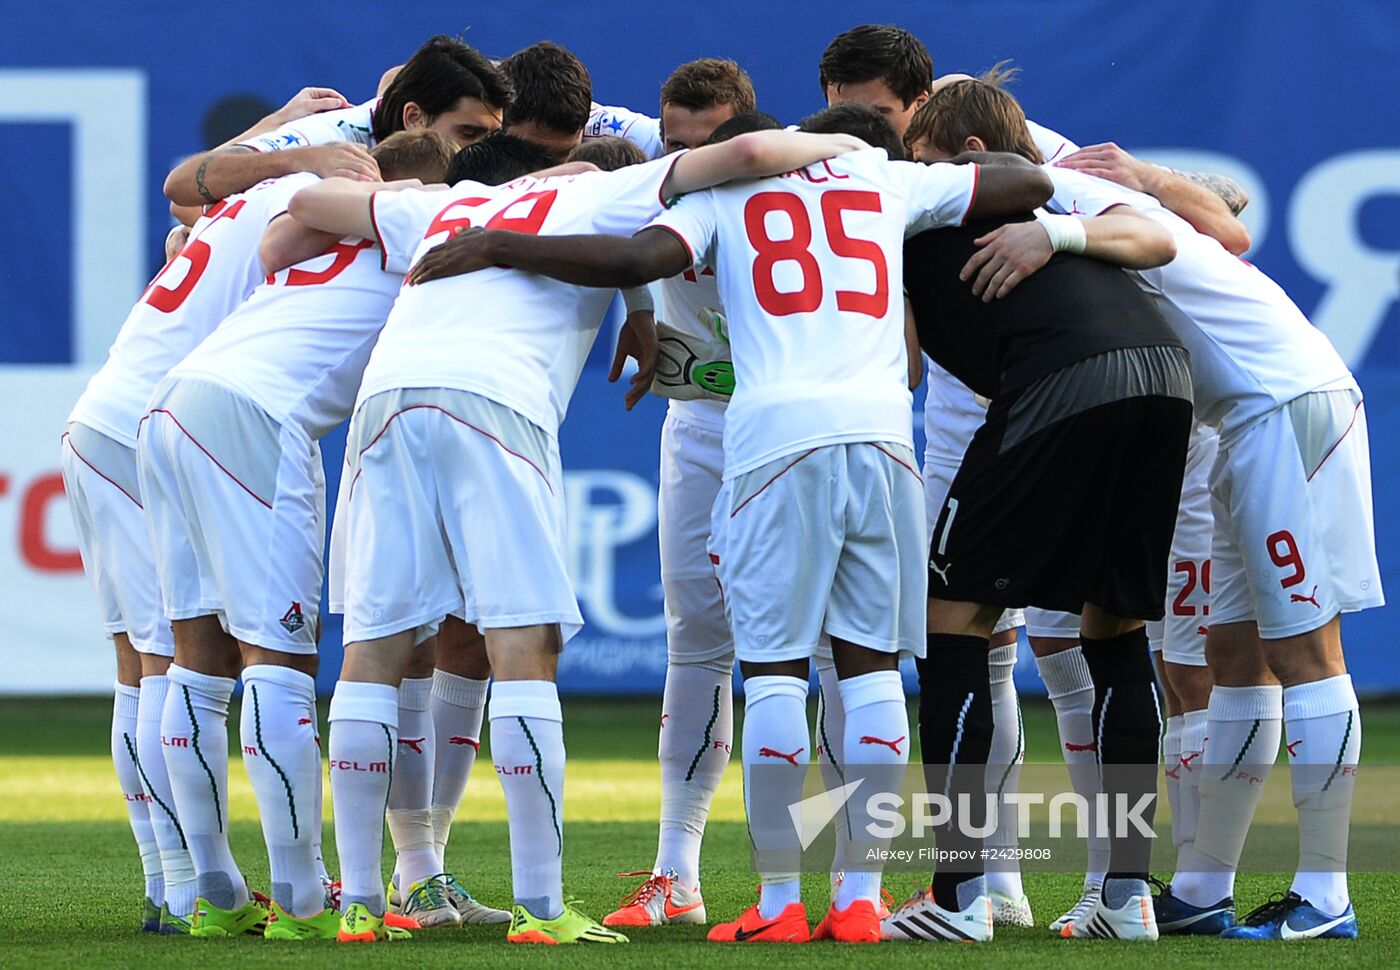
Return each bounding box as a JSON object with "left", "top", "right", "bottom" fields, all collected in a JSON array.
[
  {"left": 300, "top": 143, "right": 380, "bottom": 182},
  {"left": 164, "top": 224, "right": 191, "bottom": 261},
  {"left": 612, "top": 309, "right": 658, "bottom": 410},
  {"left": 406, "top": 226, "right": 500, "bottom": 286},
  {"left": 961, "top": 222, "right": 1054, "bottom": 301},
  {"left": 1055, "top": 142, "right": 1158, "bottom": 193},
  {"left": 272, "top": 87, "right": 351, "bottom": 125}
]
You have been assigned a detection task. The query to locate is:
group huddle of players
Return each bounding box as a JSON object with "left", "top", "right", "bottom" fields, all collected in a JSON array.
[{"left": 64, "top": 21, "right": 1380, "bottom": 946}]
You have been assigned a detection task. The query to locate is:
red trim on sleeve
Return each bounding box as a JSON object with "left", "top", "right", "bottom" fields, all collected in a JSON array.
[
  {"left": 657, "top": 149, "right": 689, "bottom": 208},
  {"left": 958, "top": 164, "right": 980, "bottom": 225},
  {"left": 368, "top": 192, "right": 390, "bottom": 272},
  {"left": 649, "top": 223, "right": 696, "bottom": 270}
]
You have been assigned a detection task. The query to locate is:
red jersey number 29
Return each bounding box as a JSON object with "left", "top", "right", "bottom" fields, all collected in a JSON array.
[{"left": 743, "top": 190, "right": 889, "bottom": 318}]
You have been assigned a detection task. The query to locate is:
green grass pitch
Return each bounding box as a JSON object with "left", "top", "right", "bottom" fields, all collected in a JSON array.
[{"left": 3, "top": 695, "right": 1398, "bottom": 967}]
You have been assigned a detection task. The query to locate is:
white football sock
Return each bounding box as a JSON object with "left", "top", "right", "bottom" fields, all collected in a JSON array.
[
  {"left": 1035, "top": 645, "right": 1107, "bottom": 887},
  {"left": 328, "top": 681, "right": 399, "bottom": 915},
  {"left": 743, "top": 675, "right": 809, "bottom": 919},
  {"left": 1284, "top": 675, "right": 1360, "bottom": 915},
  {"left": 162, "top": 664, "right": 247, "bottom": 910},
  {"left": 240, "top": 664, "right": 322, "bottom": 917},
  {"left": 490, "top": 681, "right": 566, "bottom": 920},
  {"left": 837, "top": 669, "right": 908, "bottom": 910},
  {"left": 388, "top": 676, "right": 438, "bottom": 890},
  {"left": 985, "top": 644, "right": 1025, "bottom": 901},
  {"left": 655, "top": 656, "right": 732, "bottom": 888},
  {"left": 814, "top": 660, "right": 849, "bottom": 890},
  {"left": 137, "top": 675, "right": 196, "bottom": 917},
  {"left": 1177, "top": 709, "right": 1208, "bottom": 865},
  {"left": 113, "top": 683, "right": 162, "bottom": 905},
  {"left": 429, "top": 670, "right": 488, "bottom": 868},
  {"left": 1163, "top": 714, "right": 1184, "bottom": 850},
  {"left": 1174, "top": 683, "right": 1282, "bottom": 908}
]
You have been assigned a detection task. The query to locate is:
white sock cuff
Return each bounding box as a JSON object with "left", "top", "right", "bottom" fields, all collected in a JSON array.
[
  {"left": 488, "top": 680, "right": 562, "bottom": 722},
  {"left": 398, "top": 676, "right": 433, "bottom": 712},
  {"left": 813, "top": 657, "right": 836, "bottom": 675},
  {"left": 167, "top": 664, "right": 235, "bottom": 707},
  {"left": 1163, "top": 714, "right": 1183, "bottom": 753},
  {"left": 1182, "top": 709, "right": 1209, "bottom": 750},
  {"left": 1035, "top": 646, "right": 1092, "bottom": 700},
  {"left": 988, "top": 643, "right": 1018, "bottom": 681},
  {"left": 836, "top": 669, "right": 905, "bottom": 712},
  {"left": 329, "top": 681, "right": 399, "bottom": 727},
  {"left": 1208, "top": 683, "right": 1283, "bottom": 722},
  {"left": 242, "top": 664, "right": 315, "bottom": 699},
  {"left": 674, "top": 655, "right": 734, "bottom": 675},
  {"left": 431, "top": 670, "right": 489, "bottom": 709},
  {"left": 114, "top": 682, "right": 141, "bottom": 719},
  {"left": 743, "top": 675, "right": 808, "bottom": 709},
  {"left": 1283, "top": 675, "right": 1358, "bottom": 722},
  {"left": 137, "top": 676, "right": 170, "bottom": 723}
]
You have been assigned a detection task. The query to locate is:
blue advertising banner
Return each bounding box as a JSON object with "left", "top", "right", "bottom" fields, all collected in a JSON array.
[{"left": 1, "top": 1, "right": 1396, "bottom": 694}]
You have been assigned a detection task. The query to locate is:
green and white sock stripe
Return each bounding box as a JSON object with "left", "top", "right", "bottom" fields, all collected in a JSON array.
[
  {"left": 249, "top": 684, "right": 298, "bottom": 839},
  {"left": 181, "top": 686, "right": 223, "bottom": 833},
  {"left": 1322, "top": 710, "right": 1356, "bottom": 791},
  {"left": 124, "top": 731, "right": 186, "bottom": 848},
  {"left": 517, "top": 717, "right": 563, "bottom": 856},
  {"left": 684, "top": 686, "right": 723, "bottom": 782},
  {"left": 1220, "top": 718, "right": 1262, "bottom": 782}
]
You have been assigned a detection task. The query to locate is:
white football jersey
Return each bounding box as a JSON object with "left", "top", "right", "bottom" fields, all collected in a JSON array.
[
  {"left": 923, "top": 358, "right": 988, "bottom": 467},
  {"left": 1027, "top": 119, "right": 1078, "bottom": 164},
  {"left": 585, "top": 102, "right": 665, "bottom": 160},
  {"left": 68, "top": 174, "right": 317, "bottom": 447},
  {"left": 170, "top": 233, "right": 399, "bottom": 440},
  {"left": 660, "top": 265, "right": 727, "bottom": 431},
  {"left": 650, "top": 149, "right": 978, "bottom": 478},
  {"left": 359, "top": 154, "right": 685, "bottom": 434},
  {"left": 1044, "top": 166, "right": 1353, "bottom": 435},
  {"left": 238, "top": 99, "right": 376, "bottom": 153}
]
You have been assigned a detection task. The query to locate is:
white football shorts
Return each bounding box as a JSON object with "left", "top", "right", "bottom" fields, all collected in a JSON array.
[
  {"left": 711, "top": 441, "right": 926, "bottom": 663},
  {"left": 138, "top": 378, "right": 323, "bottom": 654},
  {"left": 342, "top": 387, "right": 580, "bottom": 645},
  {"left": 925, "top": 456, "right": 1025, "bottom": 636},
  {"left": 61, "top": 423, "right": 175, "bottom": 657},
  {"left": 1146, "top": 425, "right": 1218, "bottom": 665},
  {"left": 1210, "top": 385, "right": 1383, "bottom": 639},
  {"left": 658, "top": 411, "right": 732, "bottom": 664}
]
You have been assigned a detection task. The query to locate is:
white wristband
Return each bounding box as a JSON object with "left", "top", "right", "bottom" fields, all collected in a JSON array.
[
  {"left": 1034, "top": 210, "right": 1087, "bottom": 255},
  {"left": 622, "top": 285, "right": 654, "bottom": 314}
]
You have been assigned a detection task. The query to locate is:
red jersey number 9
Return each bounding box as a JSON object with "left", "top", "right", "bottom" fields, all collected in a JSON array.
[{"left": 743, "top": 190, "right": 889, "bottom": 318}]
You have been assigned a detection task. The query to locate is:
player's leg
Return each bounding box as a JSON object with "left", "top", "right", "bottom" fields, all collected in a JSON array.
[
  {"left": 427, "top": 617, "right": 508, "bottom": 923},
  {"left": 332, "top": 389, "right": 465, "bottom": 942},
  {"left": 60, "top": 430, "right": 168, "bottom": 928},
  {"left": 813, "top": 650, "right": 848, "bottom": 899},
  {"left": 608, "top": 414, "right": 730, "bottom": 927},
  {"left": 136, "top": 403, "right": 253, "bottom": 924},
  {"left": 984, "top": 622, "right": 1032, "bottom": 927},
  {"left": 135, "top": 649, "right": 198, "bottom": 931},
  {"left": 387, "top": 637, "right": 456, "bottom": 926},
  {"left": 706, "top": 447, "right": 838, "bottom": 944},
  {"left": 1028, "top": 618, "right": 1108, "bottom": 932}
]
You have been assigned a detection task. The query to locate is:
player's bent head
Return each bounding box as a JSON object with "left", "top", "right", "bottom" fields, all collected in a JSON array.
[
  {"left": 370, "top": 129, "right": 457, "bottom": 184},
  {"left": 445, "top": 131, "right": 557, "bottom": 186},
  {"left": 567, "top": 136, "right": 646, "bottom": 172},
  {"left": 372, "top": 35, "right": 513, "bottom": 148},
  {"left": 799, "top": 103, "right": 905, "bottom": 160},
  {"left": 501, "top": 41, "right": 592, "bottom": 161},
  {"left": 819, "top": 24, "right": 933, "bottom": 138},
  {"left": 905, "top": 62, "right": 1042, "bottom": 165},
  {"left": 659, "top": 58, "right": 757, "bottom": 153},
  {"left": 704, "top": 110, "right": 782, "bottom": 145}
]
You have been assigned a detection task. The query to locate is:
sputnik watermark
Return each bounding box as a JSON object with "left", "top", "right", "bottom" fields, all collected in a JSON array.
[{"left": 861, "top": 791, "right": 1158, "bottom": 840}]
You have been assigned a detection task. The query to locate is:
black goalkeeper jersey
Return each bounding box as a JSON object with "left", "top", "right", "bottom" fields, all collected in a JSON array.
[{"left": 904, "top": 212, "right": 1183, "bottom": 400}]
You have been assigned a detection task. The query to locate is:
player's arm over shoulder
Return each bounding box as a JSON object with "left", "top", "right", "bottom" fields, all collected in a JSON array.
[{"left": 662, "top": 129, "right": 868, "bottom": 199}]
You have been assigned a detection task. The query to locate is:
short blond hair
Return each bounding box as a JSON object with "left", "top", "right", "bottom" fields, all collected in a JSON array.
[
  {"left": 905, "top": 62, "right": 1043, "bottom": 164},
  {"left": 370, "top": 128, "right": 456, "bottom": 183}
]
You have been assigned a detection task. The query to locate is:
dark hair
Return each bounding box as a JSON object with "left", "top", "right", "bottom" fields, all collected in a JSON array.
[
  {"left": 660, "top": 58, "right": 757, "bottom": 115},
  {"left": 371, "top": 129, "right": 457, "bottom": 183},
  {"left": 705, "top": 110, "right": 782, "bottom": 144},
  {"left": 908, "top": 63, "right": 1043, "bottom": 164},
  {"left": 501, "top": 41, "right": 592, "bottom": 135},
  {"left": 567, "top": 136, "right": 646, "bottom": 172},
  {"left": 799, "top": 103, "right": 905, "bottom": 159},
  {"left": 818, "top": 24, "right": 933, "bottom": 107},
  {"left": 444, "top": 132, "right": 556, "bottom": 186},
  {"left": 372, "top": 35, "right": 513, "bottom": 142}
]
